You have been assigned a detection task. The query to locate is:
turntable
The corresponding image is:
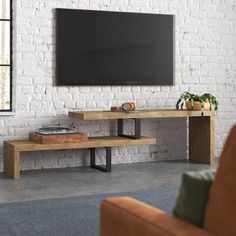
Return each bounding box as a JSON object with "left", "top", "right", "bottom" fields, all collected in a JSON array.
[
  {"left": 30, "top": 124, "right": 88, "bottom": 144},
  {"left": 36, "top": 124, "right": 79, "bottom": 135}
]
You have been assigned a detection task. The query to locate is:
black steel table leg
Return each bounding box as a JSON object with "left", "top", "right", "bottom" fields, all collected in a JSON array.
[
  {"left": 105, "top": 147, "right": 111, "bottom": 172},
  {"left": 134, "top": 118, "right": 141, "bottom": 139},
  {"left": 118, "top": 119, "right": 124, "bottom": 137},
  {"left": 117, "top": 118, "right": 141, "bottom": 139},
  {"left": 90, "top": 147, "right": 112, "bottom": 172},
  {"left": 90, "top": 148, "right": 96, "bottom": 166}
]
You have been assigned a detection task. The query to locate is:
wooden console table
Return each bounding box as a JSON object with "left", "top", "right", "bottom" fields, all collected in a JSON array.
[
  {"left": 4, "top": 136, "right": 156, "bottom": 180},
  {"left": 4, "top": 109, "right": 214, "bottom": 180},
  {"left": 69, "top": 109, "right": 215, "bottom": 164}
]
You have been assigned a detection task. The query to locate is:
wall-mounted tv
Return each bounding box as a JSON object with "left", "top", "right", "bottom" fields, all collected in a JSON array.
[{"left": 56, "top": 9, "right": 174, "bottom": 86}]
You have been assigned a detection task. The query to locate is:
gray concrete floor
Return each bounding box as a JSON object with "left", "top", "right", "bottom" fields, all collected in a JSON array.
[{"left": 0, "top": 161, "right": 216, "bottom": 204}]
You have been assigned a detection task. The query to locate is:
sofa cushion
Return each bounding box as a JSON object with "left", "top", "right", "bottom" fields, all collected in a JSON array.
[
  {"left": 173, "top": 169, "right": 215, "bottom": 227},
  {"left": 204, "top": 125, "right": 236, "bottom": 236}
]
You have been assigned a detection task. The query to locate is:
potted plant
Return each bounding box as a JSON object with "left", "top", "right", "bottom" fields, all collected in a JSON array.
[{"left": 176, "top": 92, "right": 219, "bottom": 115}]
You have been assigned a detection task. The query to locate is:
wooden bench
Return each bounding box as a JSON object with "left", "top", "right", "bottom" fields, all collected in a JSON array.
[{"left": 3, "top": 136, "right": 156, "bottom": 180}]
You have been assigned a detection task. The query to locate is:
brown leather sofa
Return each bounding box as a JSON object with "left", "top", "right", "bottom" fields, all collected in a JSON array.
[{"left": 100, "top": 125, "right": 236, "bottom": 236}]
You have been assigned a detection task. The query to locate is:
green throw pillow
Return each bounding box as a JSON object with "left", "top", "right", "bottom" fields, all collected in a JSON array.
[{"left": 173, "top": 169, "right": 216, "bottom": 227}]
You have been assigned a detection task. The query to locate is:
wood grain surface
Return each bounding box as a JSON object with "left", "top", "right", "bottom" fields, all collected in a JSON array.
[
  {"left": 29, "top": 132, "right": 88, "bottom": 144},
  {"left": 69, "top": 109, "right": 214, "bottom": 120},
  {"left": 5, "top": 136, "right": 157, "bottom": 152}
]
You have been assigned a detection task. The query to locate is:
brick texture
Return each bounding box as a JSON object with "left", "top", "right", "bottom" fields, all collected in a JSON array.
[{"left": 0, "top": 0, "right": 235, "bottom": 171}]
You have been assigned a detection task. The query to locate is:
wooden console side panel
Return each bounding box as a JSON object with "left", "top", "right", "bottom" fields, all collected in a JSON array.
[
  {"left": 4, "top": 142, "right": 20, "bottom": 180},
  {"left": 189, "top": 115, "right": 215, "bottom": 164}
]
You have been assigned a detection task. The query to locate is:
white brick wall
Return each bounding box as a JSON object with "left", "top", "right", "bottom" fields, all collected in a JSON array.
[{"left": 0, "top": 0, "right": 235, "bottom": 171}]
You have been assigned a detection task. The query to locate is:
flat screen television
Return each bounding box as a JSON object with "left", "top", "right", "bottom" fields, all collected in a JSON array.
[{"left": 56, "top": 9, "right": 174, "bottom": 86}]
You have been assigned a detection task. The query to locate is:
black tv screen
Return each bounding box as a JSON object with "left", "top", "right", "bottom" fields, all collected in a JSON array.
[{"left": 56, "top": 9, "right": 174, "bottom": 86}]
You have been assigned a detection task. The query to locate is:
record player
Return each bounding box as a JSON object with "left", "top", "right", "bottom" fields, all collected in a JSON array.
[
  {"left": 30, "top": 123, "right": 88, "bottom": 144},
  {"left": 36, "top": 123, "right": 79, "bottom": 135}
]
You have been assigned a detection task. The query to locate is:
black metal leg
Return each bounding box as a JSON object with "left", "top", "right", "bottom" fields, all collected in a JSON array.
[
  {"left": 105, "top": 147, "right": 111, "bottom": 172},
  {"left": 90, "top": 148, "right": 95, "bottom": 166},
  {"left": 118, "top": 119, "right": 124, "bottom": 137},
  {"left": 90, "top": 147, "right": 112, "bottom": 172},
  {"left": 135, "top": 119, "right": 141, "bottom": 139},
  {"left": 117, "top": 118, "right": 141, "bottom": 139}
]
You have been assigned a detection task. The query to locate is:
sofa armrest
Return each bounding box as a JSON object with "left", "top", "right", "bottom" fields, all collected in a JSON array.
[{"left": 100, "top": 197, "right": 215, "bottom": 236}]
